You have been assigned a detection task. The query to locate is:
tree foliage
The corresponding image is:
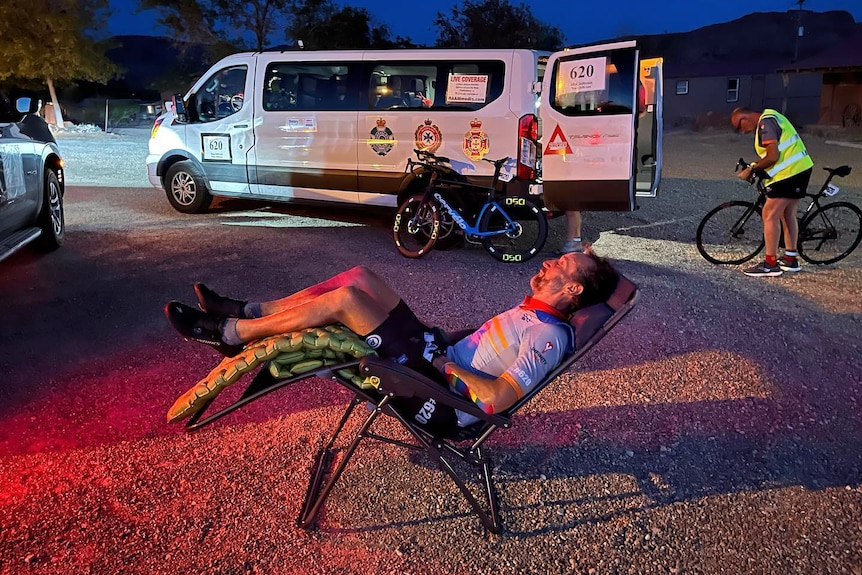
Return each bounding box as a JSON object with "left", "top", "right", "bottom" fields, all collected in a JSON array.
[
  {"left": 434, "top": 0, "right": 564, "bottom": 50},
  {"left": 0, "top": 0, "right": 118, "bottom": 85},
  {"left": 284, "top": 0, "right": 412, "bottom": 49},
  {"left": 137, "top": 0, "right": 289, "bottom": 55}
]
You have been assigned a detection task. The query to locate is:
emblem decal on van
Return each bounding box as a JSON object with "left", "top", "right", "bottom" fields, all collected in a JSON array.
[
  {"left": 414, "top": 119, "right": 442, "bottom": 153},
  {"left": 543, "top": 124, "right": 572, "bottom": 155},
  {"left": 368, "top": 118, "right": 396, "bottom": 156},
  {"left": 462, "top": 118, "right": 490, "bottom": 161}
]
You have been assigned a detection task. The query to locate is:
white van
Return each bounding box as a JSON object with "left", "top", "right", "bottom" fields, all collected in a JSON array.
[{"left": 147, "top": 43, "right": 662, "bottom": 214}]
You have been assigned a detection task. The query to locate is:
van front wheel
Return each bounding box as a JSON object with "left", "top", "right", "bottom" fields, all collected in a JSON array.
[{"left": 165, "top": 161, "right": 213, "bottom": 213}]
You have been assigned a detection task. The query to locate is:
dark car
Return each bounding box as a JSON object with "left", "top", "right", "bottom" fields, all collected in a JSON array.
[{"left": 0, "top": 91, "right": 65, "bottom": 262}]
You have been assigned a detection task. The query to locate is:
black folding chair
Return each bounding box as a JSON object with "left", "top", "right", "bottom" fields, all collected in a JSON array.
[{"left": 181, "top": 274, "right": 638, "bottom": 534}]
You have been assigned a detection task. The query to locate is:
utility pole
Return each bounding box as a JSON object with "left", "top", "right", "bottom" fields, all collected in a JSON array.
[{"left": 793, "top": 0, "right": 806, "bottom": 62}]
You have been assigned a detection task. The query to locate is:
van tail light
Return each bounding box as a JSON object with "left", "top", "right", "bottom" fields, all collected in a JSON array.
[
  {"left": 151, "top": 117, "right": 164, "bottom": 140},
  {"left": 517, "top": 114, "right": 538, "bottom": 181}
]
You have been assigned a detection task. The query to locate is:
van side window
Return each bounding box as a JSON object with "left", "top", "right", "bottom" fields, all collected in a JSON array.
[
  {"left": 195, "top": 65, "right": 248, "bottom": 122},
  {"left": 369, "top": 61, "right": 505, "bottom": 111},
  {"left": 550, "top": 48, "right": 637, "bottom": 116},
  {"left": 263, "top": 63, "right": 356, "bottom": 111}
]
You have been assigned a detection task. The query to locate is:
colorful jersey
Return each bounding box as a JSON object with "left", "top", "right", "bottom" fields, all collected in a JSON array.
[{"left": 447, "top": 304, "right": 573, "bottom": 422}]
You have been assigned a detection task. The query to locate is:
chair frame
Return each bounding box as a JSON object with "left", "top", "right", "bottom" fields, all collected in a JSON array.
[{"left": 183, "top": 277, "right": 639, "bottom": 534}]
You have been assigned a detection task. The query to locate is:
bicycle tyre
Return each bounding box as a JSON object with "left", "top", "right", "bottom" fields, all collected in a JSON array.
[
  {"left": 479, "top": 197, "right": 547, "bottom": 263},
  {"left": 696, "top": 201, "right": 764, "bottom": 265},
  {"left": 797, "top": 201, "right": 862, "bottom": 264},
  {"left": 393, "top": 193, "right": 440, "bottom": 258}
]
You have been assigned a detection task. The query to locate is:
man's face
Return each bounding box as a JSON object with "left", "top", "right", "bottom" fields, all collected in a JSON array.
[
  {"left": 530, "top": 253, "right": 592, "bottom": 295},
  {"left": 732, "top": 113, "right": 754, "bottom": 134}
]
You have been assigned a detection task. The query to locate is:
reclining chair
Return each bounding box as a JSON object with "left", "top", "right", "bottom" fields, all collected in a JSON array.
[{"left": 176, "top": 274, "right": 638, "bottom": 534}]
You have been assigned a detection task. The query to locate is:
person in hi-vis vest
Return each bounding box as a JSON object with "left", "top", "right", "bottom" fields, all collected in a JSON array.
[{"left": 731, "top": 107, "right": 814, "bottom": 277}]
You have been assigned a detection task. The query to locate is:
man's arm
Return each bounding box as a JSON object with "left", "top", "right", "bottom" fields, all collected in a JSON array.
[{"left": 432, "top": 356, "right": 521, "bottom": 414}]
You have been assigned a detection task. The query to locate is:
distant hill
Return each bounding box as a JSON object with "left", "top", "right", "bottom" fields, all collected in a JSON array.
[
  {"left": 103, "top": 10, "right": 860, "bottom": 95},
  {"left": 630, "top": 10, "right": 860, "bottom": 69}
]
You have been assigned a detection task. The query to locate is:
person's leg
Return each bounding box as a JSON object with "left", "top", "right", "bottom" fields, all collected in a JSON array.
[
  {"left": 258, "top": 265, "right": 401, "bottom": 316},
  {"left": 779, "top": 198, "right": 800, "bottom": 251},
  {"left": 559, "top": 211, "right": 584, "bottom": 253},
  {"left": 745, "top": 198, "right": 784, "bottom": 276},
  {"left": 233, "top": 285, "right": 391, "bottom": 342},
  {"left": 566, "top": 210, "right": 582, "bottom": 240},
  {"left": 761, "top": 198, "right": 783, "bottom": 264},
  {"left": 197, "top": 265, "right": 401, "bottom": 318}
]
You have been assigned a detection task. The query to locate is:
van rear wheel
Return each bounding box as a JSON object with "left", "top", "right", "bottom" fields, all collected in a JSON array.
[{"left": 165, "top": 161, "right": 212, "bottom": 213}]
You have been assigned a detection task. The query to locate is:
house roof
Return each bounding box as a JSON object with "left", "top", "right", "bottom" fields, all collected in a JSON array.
[{"left": 777, "top": 31, "right": 862, "bottom": 72}]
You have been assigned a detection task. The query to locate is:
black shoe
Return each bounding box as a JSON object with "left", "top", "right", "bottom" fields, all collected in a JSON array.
[
  {"left": 779, "top": 256, "right": 801, "bottom": 272},
  {"left": 194, "top": 283, "right": 247, "bottom": 318},
  {"left": 164, "top": 301, "right": 242, "bottom": 357},
  {"left": 743, "top": 260, "right": 783, "bottom": 277}
]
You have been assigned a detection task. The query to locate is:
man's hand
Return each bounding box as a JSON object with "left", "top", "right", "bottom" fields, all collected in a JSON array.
[
  {"left": 737, "top": 166, "right": 753, "bottom": 181},
  {"left": 432, "top": 355, "right": 451, "bottom": 372}
]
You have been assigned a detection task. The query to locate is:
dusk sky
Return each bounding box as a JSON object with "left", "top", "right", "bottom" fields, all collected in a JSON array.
[{"left": 109, "top": 0, "right": 862, "bottom": 46}]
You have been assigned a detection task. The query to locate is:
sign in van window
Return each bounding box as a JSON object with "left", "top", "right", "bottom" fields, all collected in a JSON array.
[
  {"left": 445, "top": 74, "right": 490, "bottom": 104},
  {"left": 557, "top": 57, "right": 607, "bottom": 95}
]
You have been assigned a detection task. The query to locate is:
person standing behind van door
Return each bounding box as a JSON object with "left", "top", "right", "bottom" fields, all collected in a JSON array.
[{"left": 558, "top": 211, "right": 584, "bottom": 254}]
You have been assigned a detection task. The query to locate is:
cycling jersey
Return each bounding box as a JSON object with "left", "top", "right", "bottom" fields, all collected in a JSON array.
[{"left": 446, "top": 297, "right": 574, "bottom": 423}]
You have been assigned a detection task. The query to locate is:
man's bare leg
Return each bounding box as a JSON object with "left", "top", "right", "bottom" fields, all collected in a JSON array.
[
  {"left": 260, "top": 266, "right": 400, "bottom": 316},
  {"left": 779, "top": 199, "right": 800, "bottom": 251},
  {"left": 234, "top": 285, "right": 390, "bottom": 342},
  {"left": 762, "top": 198, "right": 783, "bottom": 261}
]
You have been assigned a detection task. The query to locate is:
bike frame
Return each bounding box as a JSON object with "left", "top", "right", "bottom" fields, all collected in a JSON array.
[{"left": 410, "top": 153, "right": 522, "bottom": 239}]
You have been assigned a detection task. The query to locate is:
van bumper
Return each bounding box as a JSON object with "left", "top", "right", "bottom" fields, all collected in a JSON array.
[{"left": 146, "top": 155, "right": 162, "bottom": 189}]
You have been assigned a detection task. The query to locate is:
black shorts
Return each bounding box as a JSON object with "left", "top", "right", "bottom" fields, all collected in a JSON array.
[
  {"left": 766, "top": 168, "right": 812, "bottom": 199},
  {"left": 363, "top": 300, "right": 458, "bottom": 434}
]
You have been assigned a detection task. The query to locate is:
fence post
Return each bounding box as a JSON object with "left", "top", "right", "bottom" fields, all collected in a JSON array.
[{"left": 105, "top": 99, "right": 109, "bottom": 133}]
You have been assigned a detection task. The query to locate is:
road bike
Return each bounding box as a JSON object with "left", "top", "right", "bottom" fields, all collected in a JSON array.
[
  {"left": 393, "top": 149, "right": 547, "bottom": 263},
  {"left": 696, "top": 159, "right": 860, "bottom": 265}
]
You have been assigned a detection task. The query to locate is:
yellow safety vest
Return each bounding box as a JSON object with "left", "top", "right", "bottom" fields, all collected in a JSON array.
[{"left": 754, "top": 109, "right": 814, "bottom": 186}]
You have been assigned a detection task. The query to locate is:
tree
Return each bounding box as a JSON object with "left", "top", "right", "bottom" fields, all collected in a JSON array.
[
  {"left": 138, "top": 0, "right": 291, "bottom": 54},
  {"left": 284, "top": 0, "right": 411, "bottom": 49},
  {"left": 0, "top": 0, "right": 119, "bottom": 126},
  {"left": 434, "top": 0, "right": 564, "bottom": 50}
]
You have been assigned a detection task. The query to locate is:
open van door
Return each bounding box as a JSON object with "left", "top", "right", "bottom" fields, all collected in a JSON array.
[
  {"left": 539, "top": 41, "right": 663, "bottom": 211},
  {"left": 636, "top": 57, "right": 663, "bottom": 197}
]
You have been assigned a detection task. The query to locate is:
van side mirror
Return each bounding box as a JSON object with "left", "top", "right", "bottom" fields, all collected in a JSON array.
[
  {"left": 173, "top": 93, "right": 187, "bottom": 123},
  {"left": 531, "top": 81, "right": 542, "bottom": 94}
]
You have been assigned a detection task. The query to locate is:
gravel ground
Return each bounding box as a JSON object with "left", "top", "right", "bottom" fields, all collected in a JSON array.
[{"left": 1, "top": 127, "right": 861, "bottom": 575}]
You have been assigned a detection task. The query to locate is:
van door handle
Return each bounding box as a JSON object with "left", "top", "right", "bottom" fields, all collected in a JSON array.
[{"left": 231, "top": 123, "right": 249, "bottom": 129}]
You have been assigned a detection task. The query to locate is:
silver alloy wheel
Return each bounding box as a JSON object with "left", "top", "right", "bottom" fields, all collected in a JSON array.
[
  {"left": 47, "top": 177, "right": 62, "bottom": 235},
  {"left": 171, "top": 171, "right": 197, "bottom": 206}
]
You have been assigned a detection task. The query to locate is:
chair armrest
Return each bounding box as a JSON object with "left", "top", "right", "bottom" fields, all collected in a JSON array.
[{"left": 358, "top": 357, "right": 510, "bottom": 427}]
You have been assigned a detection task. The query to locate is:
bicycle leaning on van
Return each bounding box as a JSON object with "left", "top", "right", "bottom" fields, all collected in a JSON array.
[
  {"left": 392, "top": 149, "right": 547, "bottom": 263},
  {"left": 696, "top": 159, "right": 861, "bottom": 265}
]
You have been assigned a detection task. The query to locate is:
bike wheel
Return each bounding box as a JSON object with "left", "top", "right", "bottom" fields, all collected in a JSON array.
[
  {"left": 696, "top": 201, "right": 764, "bottom": 265},
  {"left": 479, "top": 198, "right": 547, "bottom": 263},
  {"left": 393, "top": 193, "right": 440, "bottom": 258},
  {"left": 797, "top": 201, "right": 862, "bottom": 264}
]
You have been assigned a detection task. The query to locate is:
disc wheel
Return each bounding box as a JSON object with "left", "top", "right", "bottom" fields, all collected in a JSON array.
[
  {"left": 798, "top": 201, "right": 862, "bottom": 264},
  {"left": 393, "top": 193, "right": 440, "bottom": 258},
  {"left": 479, "top": 198, "right": 547, "bottom": 263},
  {"left": 696, "top": 201, "right": 764, "bottom": 265}
]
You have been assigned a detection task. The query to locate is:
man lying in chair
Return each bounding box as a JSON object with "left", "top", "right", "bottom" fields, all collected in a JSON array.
[{"left": 165, "top": 251, "right": 619, "bottom": 432}]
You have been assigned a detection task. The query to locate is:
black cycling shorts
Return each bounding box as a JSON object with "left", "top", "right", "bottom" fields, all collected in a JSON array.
[
  {"left": 362, "top": 300, "right": 458, "bottom": 434},
  {"left": 766, "top": 168, "right": 812, "bottom": 199}
]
